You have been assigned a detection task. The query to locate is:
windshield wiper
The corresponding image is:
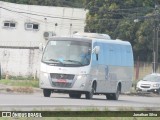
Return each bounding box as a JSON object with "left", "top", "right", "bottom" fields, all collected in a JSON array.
[
  {"left": 64, "top": 60, "right": 82, "bottom": 65},
  {"left": 44, "top": 59, "right": 64, "bottom": 64}
]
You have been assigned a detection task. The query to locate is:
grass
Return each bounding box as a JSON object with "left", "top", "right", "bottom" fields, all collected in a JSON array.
[
  {"left": 0, "top": 79, "right": 39, "bottom": 88},
  {"left": 0, "top": 79, "right": 39, "bottom": 93}
]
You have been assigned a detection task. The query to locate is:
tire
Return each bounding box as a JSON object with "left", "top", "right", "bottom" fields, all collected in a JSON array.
[
  {"left": 43, "top": 89, "right": 51, "bottom": 97},
  {"left": 85, "top": 83, "right": 95, "bottom": 99},
  {"left": 69, "top": 93, "right": 81, "bottom": 99},
  {"left": 106, "top": 86, "right": 120, "bottom": 100},
  {"left": 106, "top": 94, "right": 114, "bottom": 100},
  {"left": 156, "top": 88, "right": 160, "bottom": 95}
]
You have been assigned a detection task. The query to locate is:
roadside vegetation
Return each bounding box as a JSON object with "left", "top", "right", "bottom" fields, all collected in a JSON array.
[
  {"left": 0, "top": 0, "right": 84, "bottom": 8},
  {"left": 0, "top": 79, "right": 39, "bottom": 88},
  {"left": 0, "top": 75, "right": 39, "bottom": 93}
]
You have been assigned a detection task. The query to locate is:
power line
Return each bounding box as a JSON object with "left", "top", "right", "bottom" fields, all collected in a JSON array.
[
  {"left": 0, "top": 6, "right": 85, "bottom": 21},
  {"left": 3, "top": 1, "right": 153, "bottom": 15},
  {"left": 0, "top": 12, "right": 84, "bottom": 28},
  {"left": 0, "top": 6, "right": 131, "bottom": 21},
  {"left": 0, "top": 3, "right": 152, "bottom": 21},
  {"left": 89, "top": 4, "right": 154, "bottom": 11},
  {"left": 1, "top": 3, "right": 157, "bottom": 23},
  {"left": 2, "top": 4, "right": 83, "bottom": 18}
]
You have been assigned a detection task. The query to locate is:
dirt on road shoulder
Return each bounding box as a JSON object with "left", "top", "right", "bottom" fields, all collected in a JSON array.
[{"left": 0, "top": 84, "right": 42, "bottom": 94}]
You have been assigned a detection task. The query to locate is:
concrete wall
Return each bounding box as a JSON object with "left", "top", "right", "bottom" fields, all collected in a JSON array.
[
  {"left": 0, "top": 48, "right": 41, "bottom": 77},
  {"left": 0, "top": 1, "right": 87, "bottom": 77}
]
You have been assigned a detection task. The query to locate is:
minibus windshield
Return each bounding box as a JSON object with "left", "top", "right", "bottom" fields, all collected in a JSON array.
[{"left": 42, "top": 40, "right": 91, "bottom": 67}]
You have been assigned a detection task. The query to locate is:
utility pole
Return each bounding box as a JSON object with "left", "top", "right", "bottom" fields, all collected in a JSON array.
[
  {"left": 134, "top": 4, "right": 159, "bottom": 73},
  {"left": 152, "top": 4, "right": 159, "bottom": 73}
]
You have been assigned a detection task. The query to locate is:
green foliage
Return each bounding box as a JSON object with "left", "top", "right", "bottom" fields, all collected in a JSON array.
[
  {"left": 0, "top": 79, "right": 39, "bottom": 88},
  {"left": 84, "top": 0, "right": 160, "bottom": 62},
  {"left": 0, "top": 0, "right": 84, "bottom": 8}
]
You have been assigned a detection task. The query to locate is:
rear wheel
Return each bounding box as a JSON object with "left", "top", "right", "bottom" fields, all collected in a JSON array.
[
  {"left": 69, "top": 93, "right": 81, "bottom": 99},
  {"left": 43, "top": 89, "right": 51, "bottom": 97},
  {"left": 106, "top": 93, "right": 113, "bottom": 100},
  {"left": 106, "top": 85, "right": 120, "bottom": 100}
]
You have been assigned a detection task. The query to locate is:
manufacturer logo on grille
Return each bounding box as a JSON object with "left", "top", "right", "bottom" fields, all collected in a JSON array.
[{"left": 60, "top": 74, "right": 64, "bottom": 78}]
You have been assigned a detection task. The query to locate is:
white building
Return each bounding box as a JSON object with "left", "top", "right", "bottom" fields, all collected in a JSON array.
[{"left": 0, "top": 1, "right": 87, "bottom": 78}]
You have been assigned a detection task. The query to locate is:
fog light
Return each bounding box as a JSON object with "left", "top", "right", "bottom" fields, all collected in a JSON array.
[{"left": 155, "top": 89, "right": 157, "bottom": 92}]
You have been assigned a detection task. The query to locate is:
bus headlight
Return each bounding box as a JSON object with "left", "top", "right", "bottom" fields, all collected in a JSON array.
[
  {"left": 77, "top": 75, "right": 82, "bottom": 79},
  {"left": 75, "top": 75, "right": 88, "bottom": 88},
  {"left": 76, "top": 74, "right": 88, "bottom": 80},
  {"left": 75, "top": 74, "right": 91, "bottom": 89}
]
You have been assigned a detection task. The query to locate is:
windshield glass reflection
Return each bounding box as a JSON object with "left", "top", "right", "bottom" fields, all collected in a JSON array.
[{"left": 42, "top": 40, "right": 91, "bottom": 67}]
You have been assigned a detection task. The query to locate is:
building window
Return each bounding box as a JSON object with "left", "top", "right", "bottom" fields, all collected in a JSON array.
[
  {"left": 3, "top": 21, "right": 16, "bottom": 28},
  {"left": 25, "top": 23, "right": 39, "bottom": 31}
]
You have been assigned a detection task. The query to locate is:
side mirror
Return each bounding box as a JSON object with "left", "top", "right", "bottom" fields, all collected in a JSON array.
[
  {"left": 39, "top": 43, "right": 45, "bottom": 51},
  {"left": 92, "top": 46, "right": 100, "bottom": 54}
]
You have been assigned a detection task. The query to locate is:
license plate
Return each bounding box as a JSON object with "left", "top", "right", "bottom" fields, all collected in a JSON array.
[{"left": 57, "top": 79, "right": 67, "bottom": 83}]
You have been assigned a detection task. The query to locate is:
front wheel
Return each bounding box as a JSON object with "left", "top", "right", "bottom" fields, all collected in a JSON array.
[
  {"left": 85, "top": 84, "right": 96, "bottom": 99},
  {"left": 43, "top": 89, "right": 51, "bottom": 97}
]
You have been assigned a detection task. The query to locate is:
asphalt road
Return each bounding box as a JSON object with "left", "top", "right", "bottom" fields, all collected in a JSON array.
[{"left": 0, "top": 92, "right": 160, "bottom": 111}]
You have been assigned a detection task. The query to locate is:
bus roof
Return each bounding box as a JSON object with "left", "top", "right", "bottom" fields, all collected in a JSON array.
[
  {"left": 49, "top": 36, "right": 131, "bottom": 46},
  {"left": 93, "top": 38, "right": 131, "bottom": 46},
  {"left": 73, "top": 32, "right": 131, "bottom": 46}
]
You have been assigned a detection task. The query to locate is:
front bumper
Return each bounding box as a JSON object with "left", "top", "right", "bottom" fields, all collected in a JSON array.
[
  {"left": 136, "top": 87, "right": 160, "bottom": 93},
  {"left": 39, "top": 73, "right": 92, "bottom": 92}
]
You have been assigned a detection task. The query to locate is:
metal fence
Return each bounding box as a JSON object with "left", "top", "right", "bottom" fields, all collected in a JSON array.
[{"left": 134, "top": 61, "right": 160, "bottom": 80}]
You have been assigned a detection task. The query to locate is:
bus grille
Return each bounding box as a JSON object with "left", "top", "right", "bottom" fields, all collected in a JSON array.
[
  {"left": 50, "top": 73, "right": 75, "bottom": 88},
  {"left": 50, "top": 73, "right": 75, "bottom": 80}
]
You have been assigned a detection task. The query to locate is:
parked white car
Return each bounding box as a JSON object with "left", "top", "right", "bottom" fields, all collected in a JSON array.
[{"left": 136, "top": 73, "right": 160, "bottom": 94}]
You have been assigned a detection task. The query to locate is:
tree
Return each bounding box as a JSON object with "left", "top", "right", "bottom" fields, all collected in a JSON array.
[
  {"left": 0, "top": 0, "right": 84, "bottom": 8},
  {"left": 84, "top": 0, "right": 159, "bottom": 62}
]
